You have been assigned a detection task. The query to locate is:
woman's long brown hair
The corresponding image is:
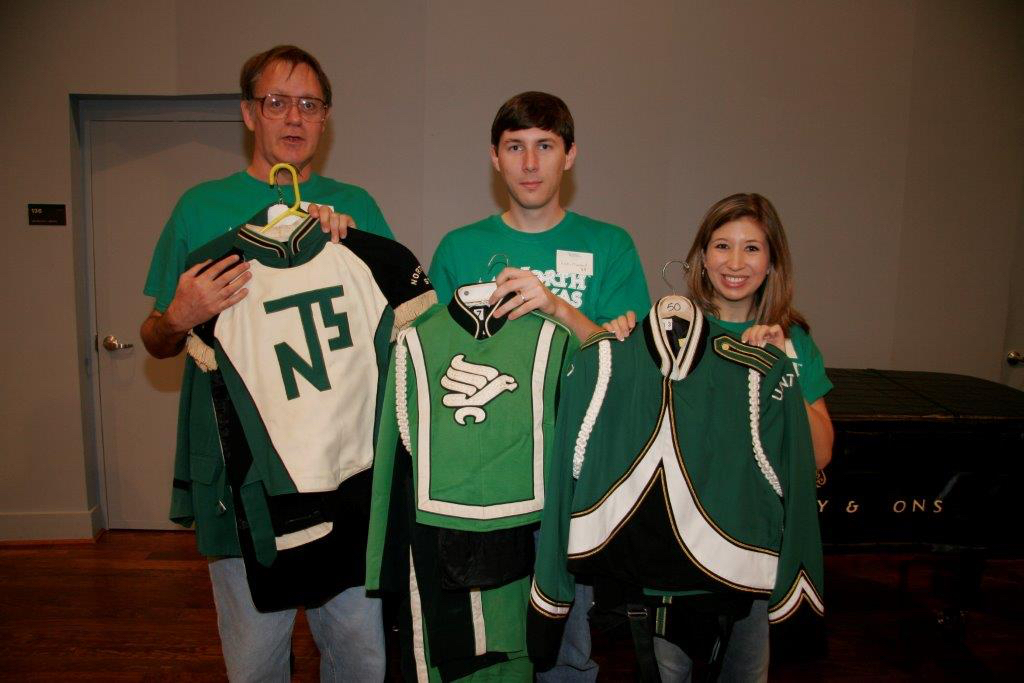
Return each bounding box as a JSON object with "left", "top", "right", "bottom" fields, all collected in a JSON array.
[{"left": 684, "top": 193, "right": 808, "bottom": 332}]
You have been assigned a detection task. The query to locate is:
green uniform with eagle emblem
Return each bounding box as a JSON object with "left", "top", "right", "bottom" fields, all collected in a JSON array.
[{"left": 367, "top": 298, "right": 575, "bottom": 682}]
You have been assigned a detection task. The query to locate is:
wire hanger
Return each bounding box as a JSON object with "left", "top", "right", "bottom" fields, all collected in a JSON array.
[
  {"left": 657, "top": 259, "right": 697, "bottom": 356},
  {"left": 661, "top": 259, "right": 689, "bottom": 293},
  {"left": 455, "top": 253, "right": 510, "bottom": 307},
  {"left": 484, "top": 253, "right": 510, "bottom": 281},
  {"left": 260, "top": 163, "right": 308, "bottom": 234}
]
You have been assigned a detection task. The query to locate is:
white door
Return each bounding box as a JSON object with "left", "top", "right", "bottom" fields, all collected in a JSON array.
[{"left": 87, "top": 101, "right": 246, "bottom": 528}]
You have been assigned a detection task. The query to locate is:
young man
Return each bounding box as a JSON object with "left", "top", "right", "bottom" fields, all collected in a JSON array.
[
  {"left": 141, "top": 45, "right": 389, "bottom": 681},
  {"left": 429, "top": 91, "right": 651, "bottom": 682},
  {"left": 430, "top": 92, "right": 649, "bottom": 344}
]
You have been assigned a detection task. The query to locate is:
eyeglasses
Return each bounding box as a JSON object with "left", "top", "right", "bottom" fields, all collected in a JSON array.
[{"left": 253, "top": 93, "right": 328, "bottom": 121}]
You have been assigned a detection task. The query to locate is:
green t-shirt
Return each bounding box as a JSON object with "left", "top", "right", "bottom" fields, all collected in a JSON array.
[
  {"left": 428, "top": 212, "right": 651, "bottom": 325},
  {"left": 144, "top": 170, "right": 393, "bottom": 312},
  {"left": 709, "top": 316, "right": 833, "bottom": 403},
  {"left": 143, "top": 170, "right": 394, "bottom": 558}
]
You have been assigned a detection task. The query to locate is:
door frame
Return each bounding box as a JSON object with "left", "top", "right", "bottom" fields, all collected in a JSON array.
[{"left": 73, "top": 95, "right": 242, "bottom": 532}]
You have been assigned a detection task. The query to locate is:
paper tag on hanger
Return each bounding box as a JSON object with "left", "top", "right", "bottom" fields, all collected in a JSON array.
[
  {"left": 662, "top": 319, "right": 674, "bottom": 331},
  {"left": 456, "top": 282, "right": 498, "bottom": 308},
  {"left": 556, "top": 250, "right": 593, "bottom": 276}
]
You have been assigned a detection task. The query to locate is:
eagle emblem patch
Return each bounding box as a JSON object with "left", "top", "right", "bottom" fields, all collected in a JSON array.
[{"left": 440, "top": 355, "right": 518, "bottom": 425}]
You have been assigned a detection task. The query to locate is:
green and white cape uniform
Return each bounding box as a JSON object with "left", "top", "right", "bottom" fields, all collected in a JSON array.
[{"left": 529, "top": 296, "right": 824, "bottom": 664}]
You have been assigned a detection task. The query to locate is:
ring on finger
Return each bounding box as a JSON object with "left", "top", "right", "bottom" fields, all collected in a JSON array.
[{"left": 520, "top": 291, "right": 527, "bottom": 303}]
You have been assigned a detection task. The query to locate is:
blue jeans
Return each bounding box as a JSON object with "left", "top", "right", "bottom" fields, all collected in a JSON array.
[
  {"left": 209, "top": 558, "right": 385, "bottom": 682},
  {"left": 532, "top": 526, "right": 598, "bottom": 683},
  {"left": 534, "top": 582, "right": 599, "bottom": 683},
  {"left": 651, "top": 599, "right": 769, "bottom": 683}
]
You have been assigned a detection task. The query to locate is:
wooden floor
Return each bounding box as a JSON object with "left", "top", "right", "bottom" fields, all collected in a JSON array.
[{"left": 0, "top": 531, "right": 1020, "bottom": 681}]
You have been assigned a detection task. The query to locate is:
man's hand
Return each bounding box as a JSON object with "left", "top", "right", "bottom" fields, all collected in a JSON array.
[
  {"left": 308, "top": 203, "right": 356, "bottom": 242},
  {"left": 164, "top": 256, "right": 251, "bottom": 332},
  {"left": 488, "top": 267, "right": 601, "bottom": 341},
  {"left": 741, "top": 324, "right": 785, "bottom": 349},
  {"left": 141, "top": 255, "right": 251, "bottom": 358},
  {"left": 602, "top": 311, "right": 637, "bottom": 341},
  {"left": 490, "top": 267, "right": 558, "bottom": 320}
]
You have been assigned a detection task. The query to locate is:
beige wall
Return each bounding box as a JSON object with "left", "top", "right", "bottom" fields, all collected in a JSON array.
[{"left": 1, "top": 0, "right": 1021, "bottom": 539}]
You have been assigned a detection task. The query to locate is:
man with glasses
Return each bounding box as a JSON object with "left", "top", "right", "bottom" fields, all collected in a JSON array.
[{"left": 140, "top": 45, "right": 390, "bottom": 681}]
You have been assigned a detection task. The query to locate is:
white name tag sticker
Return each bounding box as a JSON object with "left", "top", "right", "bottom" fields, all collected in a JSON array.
[{"left": 556, "top": 250, "right": 593, "bottom": 276}]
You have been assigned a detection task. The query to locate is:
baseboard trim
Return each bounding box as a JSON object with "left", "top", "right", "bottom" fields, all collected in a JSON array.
[{"left": 0, "top": 507, "right": 103, "bottom": 541}]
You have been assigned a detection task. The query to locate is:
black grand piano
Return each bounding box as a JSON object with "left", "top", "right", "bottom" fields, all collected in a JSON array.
[
  {"left": 817, "top": 368, "right": 1024, "bottom": 636},
  {"left": 821, "top": 368, "right": 1024, "bottom": 551}
]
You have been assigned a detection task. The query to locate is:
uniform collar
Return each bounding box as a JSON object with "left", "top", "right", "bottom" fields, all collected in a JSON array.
[
  {"left": 642, "top": 295, "right": 708, "bottom": 380},
  {"left": 447, "top": 292, "right": 509, "bottom": 339},
  {"left": 235, "top": 214, "right": 325, "bottom": 267}
]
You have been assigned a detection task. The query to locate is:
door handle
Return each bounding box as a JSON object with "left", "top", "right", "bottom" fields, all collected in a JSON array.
[
  {"left": 1008, "top": 350, "right": 1024, "bottom": 366},
  {"left": 102, "top": 334, "right": 134, "bottom": 351}
]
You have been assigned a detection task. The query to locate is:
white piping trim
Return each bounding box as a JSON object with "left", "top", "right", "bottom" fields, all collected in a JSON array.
[
  {"left": 395, "top": 332, "right": 413, "bottom": 453},
  {"left": 648, "top": 296, "right": 705, "bottom": 380},
  {"left": 409, "top": 323, "right": 553, "bottom": 519},
  {"left": 768, "top": 571, "right": 824, "bottom": 622},
  {"left": 647, "top": 303, "right": 672, "bottom": 377},
  {"left": 274, "top": 521, "right": 332, "bottom": 550},
  {"left": 748, "top": 369, "right": 783, "bottom": 497},
  {"left": 568, "top": 414, "right": 778, "bottom": 591},
  {"left": 408, "top": 548, "right": 430, "bottom": 682},
  {"left": 470, "top": 589, "right": 487, "bottom": 656},
  {"left": 671, "top": 301, "right": 704, "bottom": 381},
  {"left": 530, "top": 578, "right": 571, "bottom": 618},
  {"left": 572, "top": 340, "right": 612, "bottom": 479},
  {"left": 530, "top": 321, "right": 556, "bottom": 505}
]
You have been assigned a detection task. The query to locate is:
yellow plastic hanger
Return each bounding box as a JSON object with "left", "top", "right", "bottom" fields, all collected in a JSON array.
[{"left": 260, "top": 163, "right": 308, "bottom": 233}]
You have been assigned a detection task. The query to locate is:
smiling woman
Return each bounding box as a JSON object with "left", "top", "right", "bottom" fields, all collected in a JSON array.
[
  {"left": 683, "top": 193, "right": 833, "bottom": 472},
  {"left": 649, "top": 193, "right": 835, "bottom": 682},
  {"left": 702, "top": 216, "right": 772, "bottom": 320},
  {"left": 685, "top": 193, "right": 804, "bottom": 333}
]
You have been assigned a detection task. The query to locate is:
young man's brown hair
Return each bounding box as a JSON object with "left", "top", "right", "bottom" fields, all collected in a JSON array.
[{"left": 490, "top": 91, "right": 574, "bottom": 150}]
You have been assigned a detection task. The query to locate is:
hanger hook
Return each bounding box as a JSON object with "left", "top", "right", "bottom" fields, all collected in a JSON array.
[
  {"left": 269, "top": 162, "right": 302, "bottom": 211},
  {"left": 483, "top": 253, "right": 510, "bottom": 281},
  {"left": 661, "top": 259, "right": 689, "bottom": 293}
]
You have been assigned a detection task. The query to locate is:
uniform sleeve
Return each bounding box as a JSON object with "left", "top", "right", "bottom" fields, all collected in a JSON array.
[
  {"left": 143, "top": 196, "right": 192, "bottom": 312},
  {"left": 767, "top": 358, "right": 825, "bottom": 624},
  {"left": 366, "top": 344, "right": 401, "bottom": 592},
  {"left": 791, "top": 328, "right": 833, "bottom": 404},
  {"left": 528, "top": 343, "right": 595, "bottom": 669},
  {"left": 344, "top": 231, "right": 437, "bottom": 333},
  {"left": 168, "top": 360, "right": 197, "bottom": 527},
  {"left": 593, "top": 230, "right": 651, "bottom": 324},
  {"left": 427, "top": 235, "right": 458, "bottom": 305}
]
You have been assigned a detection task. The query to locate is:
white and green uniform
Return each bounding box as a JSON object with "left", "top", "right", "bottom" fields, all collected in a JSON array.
[
  {"left": 367, "top": 297, "right": 575, "bottom": 681},
  {"left": 184, "top": 209, "right": 434, "bottom": 611},
  {"left": 145, "top": 170, "right": 394, "bottom": 558},
  {"left": 529, "top": 297, "right": 824, "bottom": 664}
]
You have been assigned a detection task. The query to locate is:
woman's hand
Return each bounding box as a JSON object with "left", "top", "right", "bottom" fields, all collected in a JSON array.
[{"left": 741, "top": 324, "right": 785, "bottom": 349}]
